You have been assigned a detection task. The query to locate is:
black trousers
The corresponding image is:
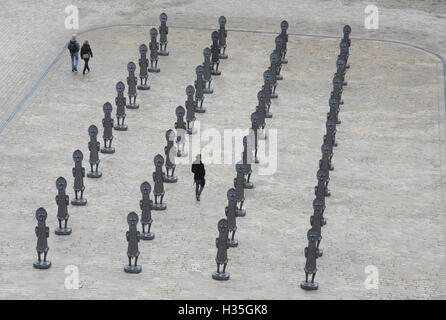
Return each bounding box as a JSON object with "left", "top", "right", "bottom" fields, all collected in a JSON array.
[
  {"left": 195, "top": 179, "right": 205, "bottom": 196},
  {"left": 83, "top": 58, "right": 90, "bottom": 74}
]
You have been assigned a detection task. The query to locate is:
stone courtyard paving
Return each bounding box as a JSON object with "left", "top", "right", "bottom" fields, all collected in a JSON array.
[{"left": 0, "top": 21, "right": 444, "bottom": 299}]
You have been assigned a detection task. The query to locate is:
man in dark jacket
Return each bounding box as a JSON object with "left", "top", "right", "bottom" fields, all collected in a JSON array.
[
  {"left": 191, "top": 154, "right": 206, "bottom": 201},
  {"left": 67, "top": 34, "right": 80, "bottom": 72}
]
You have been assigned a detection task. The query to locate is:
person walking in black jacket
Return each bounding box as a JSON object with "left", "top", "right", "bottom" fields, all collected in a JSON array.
[
  {"left": 80, "top": 40, "right": 93, "bottom": 75},
  {"left": 191, "top": 154, "right": 206, "bottom": 201}
]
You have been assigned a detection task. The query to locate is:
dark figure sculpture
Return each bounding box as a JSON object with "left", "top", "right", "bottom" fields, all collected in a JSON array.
[
  {"left": 152, "top": 154, "right": 166, "bottom": 210},
  {"left": 194, "top": 65, "right": 206, "bottom": 113},
  {"left": 163, "top": 129, "right": 177, "bottom": 183},
  {"left": 115, "top": 81, "right": 128, "bottom": 130},
  {"left": 339, "top": 39, "right": 350, "bottom": 70},
  {"left": 343, "top": 25, "right": 352, "bottom": 48},
  {"left": 320, "top": 142, "right": 334, "bottom": 172},
  {"left": 71, "top": 150, "right": 87, "bottom": 206},
  {"left": 331, "top": 75, "right": 344, "bottom": 106},
  {"left": 269, "top": 52, "right": 280, "bottom": 98},
  {"left": 262, "top": 70, "right": 273, "bottom": 118},
  {"left": 212, "top": 219, "right": 230, "bottom": 281},
  {"left": 279, "top": 20, "right": 289, "bottom": 64},
  {"left": 327, "top": 97, "right": 341, "bottom": 125},
  {"left": 256, "top": 90, "right": 267, "bottom": 140},
  {"left": 336, "top": 56, "right": 347, "bottom": 87},
  {"left": 126, "top": 62, "right": 139, "bottom": 109},
  {"left": 301, "top": 229, "right": 319, "bottom": 290},
  {"left": 34, "top": 207, "right": 51, "bottom": 269},
  {"left": 149, "top": 28, "right": 160, "bottom": 73},
  {"left": 274, "top": 36, "right": 284, "bottom": 80},
  {"left": 174, "top": 106, "right": 187, "bottom": 157},
  {"left": 225, "top": 188, "right": 238, "bottom": 247},
  {"left": 87, "top": 125, "right": 102, "bottom": 178},
  {"left": 137, "top": 44, "right": 150, "bottom": 90},
  {"left": 158, "top": 13, "right": 169, "bottom": 56},
  {"left": 210, "top": 31, "right": 221, "bottom": 76},
  {"left": 233, "top": 163, "right": 246, "bottom": 217},
  {"left": 101, "top": 102, "right": 115, "bottom": 153},
  {"left": 55, "top": 177, "right": 71, "bottom": 235},
  {"left": 218, "top": 16, "right": 228, "bottom": 59},
  {"left": 202, "top": 47, "right": 213, "bottom": 94},
  {"left": 250, "top": 112, "right": 260, "bottom": 164},
  {"left": 314, "top": 168, "right": 330, "bottom": 203},
  {"left": 241, "top": 136, "right": 254, "bottom": 189},
  {"left": 124, "top": 211, "right": 142, "bottom": 273},
  {"left": 324, "top": 119, "right": 337, "bottom": 148},
  {"left": 139, "top": 182, "right": 155, "bottom": 240},
  {"left": 311, "top": 198, "right": 326, "bottom": 257},
  {"left": 185, "top": 85, "right": 196, "bottom": 135}
]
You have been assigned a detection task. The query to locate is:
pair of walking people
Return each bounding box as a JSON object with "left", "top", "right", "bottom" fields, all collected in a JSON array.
[{"left": 67, "top": 34, "right": 93, "bottom": 74}]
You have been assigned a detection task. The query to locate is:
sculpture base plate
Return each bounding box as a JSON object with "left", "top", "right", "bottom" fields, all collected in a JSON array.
[
  {"left": 124, "top": 265, "right": 142, "bottom": 274},
  {"left": 139, "top": 232, "right": 155, "bottom": 240},
  {"left": 126, "top": 103, "right": 139, "bottom": 109},
  {"left": 148, "top": 67, "right": 160, "bottom": 73},
  {"left": 301, "top": 281, "right": 319, "bottom": 290},
  {"left": 152, "top": 203, "right": 167, "bottom": 211},
  {"left": 219, "top": 53, "right": 228, "bottom": 59},
  {"left": 212, "top": 271, "right": 230, "bottom": 281},
  {"left": 195, "top": 107, "right": 206, "bottom": 113},
  {"left": 236, "top": 209, "right": 246, "bottom": 217},
  {"left": 265, "top": 112, "right": 273, "bottom": 118},
  {"left": 343, "top": 81, "right": 348, "bottom": 86},
  {"left": 101, "top": 147, "right": 115, "bottom": 154},
  {"left": 187, "top": 128, "right": 197, "bottom": 135},
  {"left": 336, "top": 119, "right": 341, "bottom": 125},
  {"left": 114, "top": 125, "right": 128, "bottom": 131},
  {"left": 177, "top": 151, "right": 187, "bottom": 157},
  {"left": 346, "top": 64, "right": 350, "bottom": 69},
  {"left": 211, "top": 70, "right": 221, "bottom": 76},
  {"left": 340, "top": 100, "right": 344, "bottom": 105},
  {"left": 271, "top": 93, "right": 278, "bottom": 99},
  {"left": 228, "top": 239, "right": 238, "bottom": 248},
  {"left": 203, "top": 88, "right": 213, "bottom": 94},
  {"left": 55, "top": 227, "right": 72, "bottom": 235},
  {"left": 276, "top": 75, "right": 283, "bottom": 80},
  {"left": 317, "top": 248, "right": 323, "bottom": 258},
  {"left": 71, "top": 198, "right": 87, "bottom": 206},
  {"left": 255, "top": 157, "right": 260, "bottom": 164},
  {"left": 137, "top": 84, "right": 150, "bottom": 90},
  {"left": 244, "top": 182, "right": 254, "bottom": 189},
  {"left": 163, "top": 175, "right": 178, "bottom": 183},
  {"left": 158, "top": 50, "right": 169, "bottom": 56},
  {"left": 33, "top": 260, "right": 51, "bottom": 269},
  {"left": 282, "top": 58, "right": 288, "bottom": 64},
  {"left": 87, "top": 171, "right": 102, "bottom": 179}
]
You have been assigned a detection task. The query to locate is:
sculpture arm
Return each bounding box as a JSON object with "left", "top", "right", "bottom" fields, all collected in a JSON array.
[
  {"left": 35, "top": 226, "right": 39, "bottom": 236},
  {"left": 215, "top": 237, "right": 219, "bottom": 248},
  {"left": 139, "top": 200, "right": 143, "bottom": 210},
  {"left": 72, "top": 168, "right": 76, "bottom": 177},
  {"left": 65, "top": 195, "right": 69, "bottom": 205},
  {"left": 81, "top": 168, "right": 85, "bottom": 177},
  {"left": 126, "top": 231, "right": 129, "bottom": 241},
  {"left": 45, "top": 227, "right": 50, "bottom": 238}
]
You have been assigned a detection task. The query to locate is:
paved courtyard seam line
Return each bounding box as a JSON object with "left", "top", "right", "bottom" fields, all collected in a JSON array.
[{"left": 0, "top": 23, "right": 444, "bottom": 137}]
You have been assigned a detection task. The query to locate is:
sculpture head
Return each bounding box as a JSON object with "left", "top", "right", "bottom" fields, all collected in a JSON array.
[
  {"left": 127, "top": 62, "right": 136, "bottom": 73},
  {"left": 275, "top": 36, "right": 284, "bottom": 48},
  {"left": 236, "top": 163, "right": 244, "bottom": 174},
  {"left": 88, "top": 124, "right": 98, "bottom": 138},
  {"left": 211, "top": 31, "right": 219, "bottom": 42},
  {"left": 280, "top": 20, "right": 289, "bottom": 31},
  {"left": 332, "top": 76, "right": 342, "bottom": 89},
  {"left": 336, "top": 57, "right": 345, "bottom": 70},
  {"left": 195, "top": 65, "right": 204, "bottom": 77},
  {"left": 317, "top": 169, "right": 329, "bottom": 183},
  {"left": 139, "top": 44, "right": 148, "bottom": 55},
  {"left": 218, "top": 218, "right": 228, "bottom": 234},
  {"left": 251, "top": 112, "right": 259, "bottom": 127},
  {"left": 36, "top": 207, "right": 48, "bottom": 222},
  {"left": 203, "top": 47, "right": 211, "bottom": 58},
  {"left": 263, "top": 69, "right": 272, "bottom": 83},
  {"left": 154, "top": 154, "right": 164, "bottom": 167},
  {"left": 243, "top": 136, "right": 248, "bottom": 147},
  {"left": 321, "top": 143, "right": 332, "bottom": 157},
  {"left": 227, "top": 188, "right": 237, "bottom": 202},
  {"left": 343, "top": 25, "right": 351, "bottom": 36},
  {"left": 127, "top": 211, "right": 139, "bottom": 226},
  {"left": 140, "top": 181, "right": 152, "bottom": 196},
  {"left": 326, "top": 121, "right": 336, "bottom": 134},
  {"left": 103, "top": 102, "right": 113, "bottom": 114},
  {"left": 270, "top": 51, "right": 280, "bottom": 64},
  {"left": 257, "top": 90, "right": 265, "bottom": 102},
  {"left": 218, "top": 16, "right": 227, "bottom": 27},
  {"left": 313, "top": 199, "right": 325, "bottom": 213},
  {"left": 160, "top": 12, "right": 168, "bottom": 23},
  {"left": 72, "top": 149, "right": 83, "bottom": 163},
  {"left": 307, "top": 229, "right": 319, "bottom": 243},
  {"left": 56, "top": 177, "right": 67, "bottom": 191},
  {"left": 329, "top": 97, "right": 339, "bottom": 110},
  {"left": 340, "top": 40, "right": 349, "bottom": 52},
  {"left": 165, "top": 129, "right": 175, "bottom": 142},
  {"left": 116, "top": 81, "right": 125, "bottom": 93},
  {"left": 150, "top": 28, "right": 158, "bottom": 39},
  {"left": 242, "top": 163, "right": 250, "bottom": 175},
  {"left": 175, "top": 105, "right": 185, "bottom": 118},
  {"left": 186, "top": 85, "right": 195, "bottom": 97}
]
